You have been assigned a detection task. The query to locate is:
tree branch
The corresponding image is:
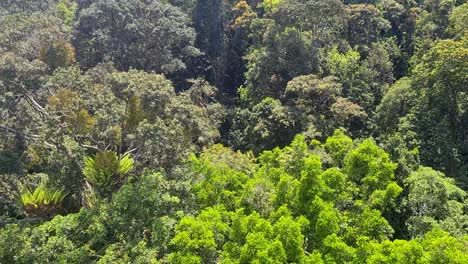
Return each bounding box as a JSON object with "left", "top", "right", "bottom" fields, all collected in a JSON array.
[
  {"left": 80, "top": 144, "right": 101, "bottom": 152},
  {"left": 23, "top": 93, "right": 49, "bottom": 117},
  {"left": 123, "top": 147, "right": 138, "bottom": 156},
  {"left": 0, "top": 125, "right": 54, "bottom": 147},
  {"left": 0, "top": 125, "right": 41, "bottom": 138}
]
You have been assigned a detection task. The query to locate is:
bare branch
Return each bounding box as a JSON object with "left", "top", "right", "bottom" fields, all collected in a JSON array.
[
  {"left": 23, "top": 93, "right": 49, "bottom": 117},
  {"left": 0, "top": 125, "right": 54, "bottom": 147},
  {"left": 80, "top": 144, "right": 101, "bottom": 152},
  {"left": 123, "top": 147, "right": 138, "bottom": 156},
  {"left": 0, "top": 125, "right": 41, "bottom": 138}
]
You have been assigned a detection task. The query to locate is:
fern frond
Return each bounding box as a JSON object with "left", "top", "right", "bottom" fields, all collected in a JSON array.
[
  {"left": 17, "top": 180, "right": 67, "bottom": 217},
  {"left": 118, "top": 154, "right": 134, "bottom": 175},
  {"left": 82, "top": 151, "right": 134, "bottom": 199}
]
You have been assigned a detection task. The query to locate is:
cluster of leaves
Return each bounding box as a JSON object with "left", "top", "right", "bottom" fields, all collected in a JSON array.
[
  {"left": 83, "top": 152, "right": 134, "bottom": 201},
  {"left": 0, "top": 172, "right": 181, "bottom": 263},
  {"left": 17, "top": 180, "right": 67, "bottom": 218},
  {"left": 226, "top": 0, "right": 467, "bottom": 188},
  {"left": 1, "top": 132, "right": 467, "bottom": 262}
]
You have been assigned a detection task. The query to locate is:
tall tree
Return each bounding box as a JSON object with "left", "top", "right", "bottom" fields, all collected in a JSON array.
[{"left": 73, "top": 0, "right": 200, "bottom": 78}]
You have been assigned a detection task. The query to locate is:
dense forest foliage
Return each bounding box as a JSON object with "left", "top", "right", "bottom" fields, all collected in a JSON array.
[{"left": 0, "top": 0, "right": 467, "bottom": 262}]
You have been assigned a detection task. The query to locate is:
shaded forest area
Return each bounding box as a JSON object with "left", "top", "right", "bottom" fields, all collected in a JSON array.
[{"left": 0, "top": 0, "right": 467, "bottom": 263}]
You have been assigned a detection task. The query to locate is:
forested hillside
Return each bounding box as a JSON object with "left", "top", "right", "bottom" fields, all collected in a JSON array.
[{"left": 0, "top": 0, "right": 467, "bottom": 263}]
